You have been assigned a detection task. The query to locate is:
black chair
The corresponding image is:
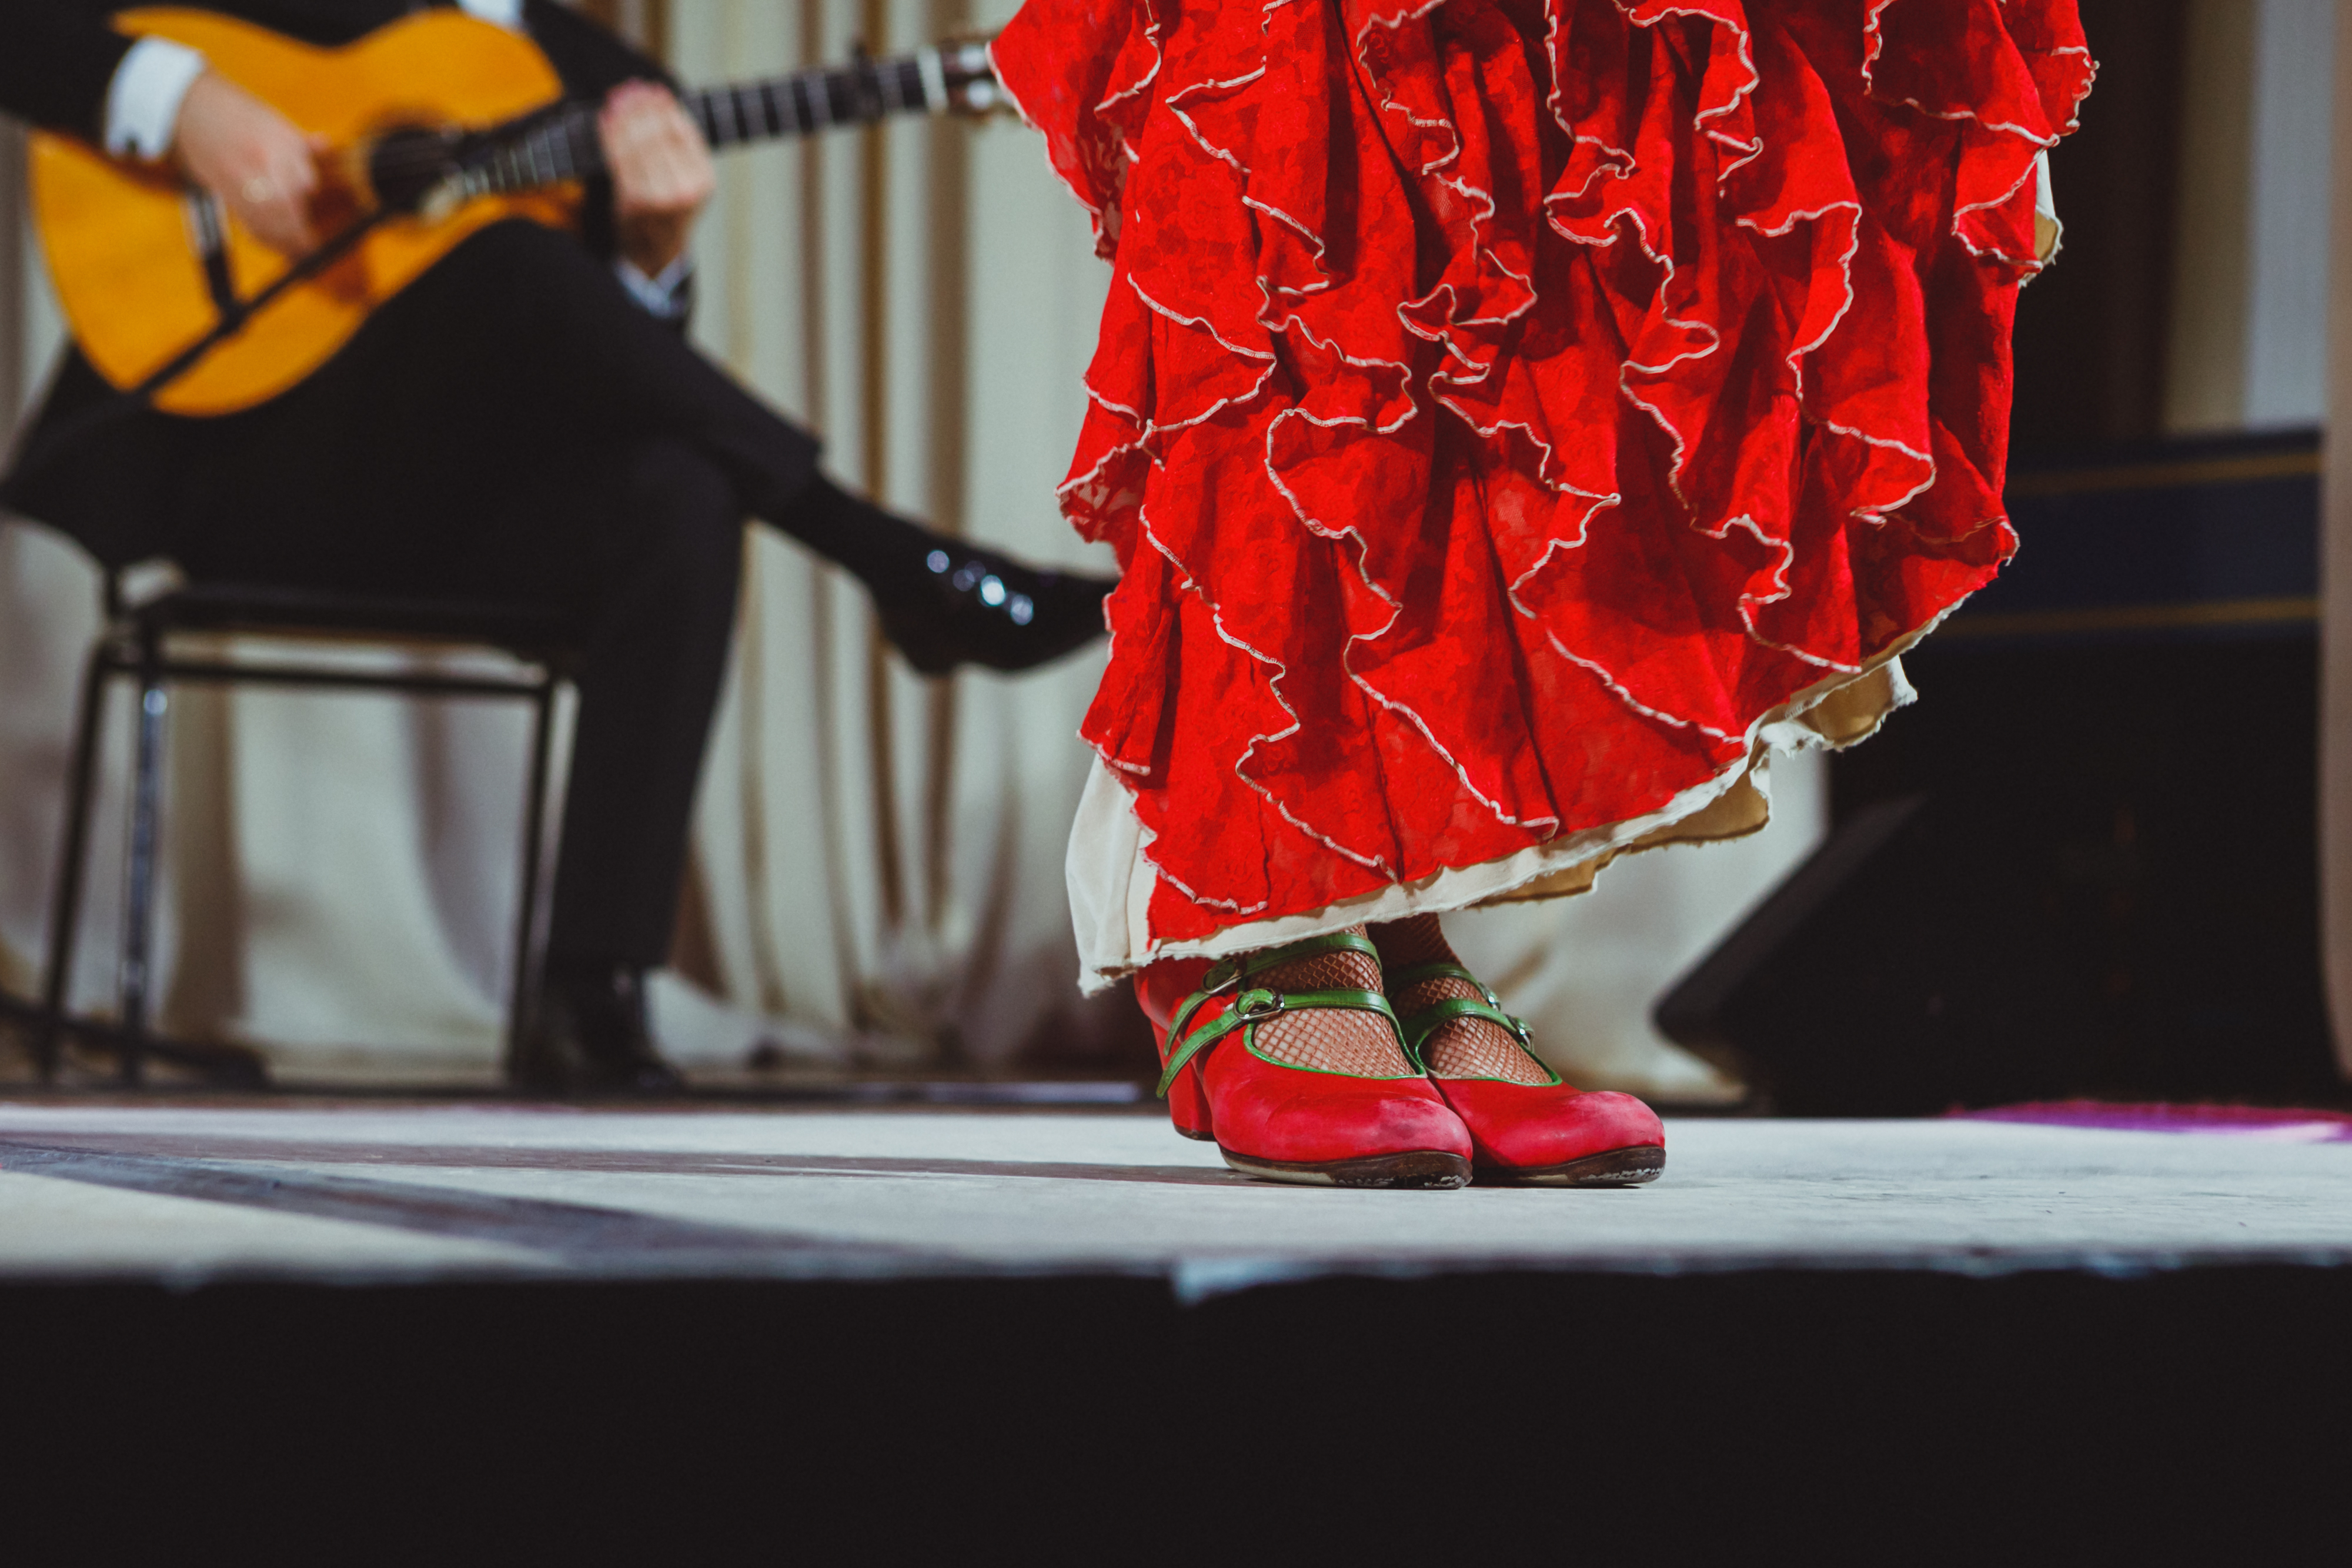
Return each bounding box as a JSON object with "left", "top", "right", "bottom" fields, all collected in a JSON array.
[{"left": 32, "top": 575, "right": 579, "bottom": 1086}]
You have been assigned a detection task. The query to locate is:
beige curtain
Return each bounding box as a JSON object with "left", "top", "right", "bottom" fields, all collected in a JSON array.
[
  {"left": 662, "top": 0, "right": 1145, "bottom": 1071},
  {"left": 0, "top": 1, "right": 1797, "bottom": 1095}
]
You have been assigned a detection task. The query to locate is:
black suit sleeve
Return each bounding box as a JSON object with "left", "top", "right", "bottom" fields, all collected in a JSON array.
[
  {"left": 0, "top": 4, "right": 135, "bottom": 138},
  {"left": 523, "top": 0, "right": 673, "bottom": 102}
]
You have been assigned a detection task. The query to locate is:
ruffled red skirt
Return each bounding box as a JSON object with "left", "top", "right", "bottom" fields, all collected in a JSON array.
[{"left": 993, "top": 0, "right": 2092, "bottom": 984}]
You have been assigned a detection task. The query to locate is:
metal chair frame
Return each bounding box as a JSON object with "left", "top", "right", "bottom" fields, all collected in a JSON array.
[{"left": 31, "top": 576, "right": 573, "bottom": 1086}]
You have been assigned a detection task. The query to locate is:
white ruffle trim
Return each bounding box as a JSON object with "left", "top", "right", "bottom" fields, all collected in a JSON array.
[{"left": 1066, "top": 653, "right": 1918, "bottom": 993}]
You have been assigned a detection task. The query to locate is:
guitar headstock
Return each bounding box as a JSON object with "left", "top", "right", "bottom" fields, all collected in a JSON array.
[{"left": 928, "top": 38, "right": 1012, "bottom": 118}]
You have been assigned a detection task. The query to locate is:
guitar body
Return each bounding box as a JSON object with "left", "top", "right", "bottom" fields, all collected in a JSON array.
[{"left": 30, "top": 8, "right": 580, "bottom": 416}]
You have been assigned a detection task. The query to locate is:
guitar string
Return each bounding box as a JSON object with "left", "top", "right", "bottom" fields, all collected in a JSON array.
[{"left": 356, "top": 53, "right": 953, "bottom": 196}]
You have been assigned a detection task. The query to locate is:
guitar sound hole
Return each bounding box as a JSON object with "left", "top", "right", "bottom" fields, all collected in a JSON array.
[{"left": 367, "top": 126, "right": 465, "bottom": 213}]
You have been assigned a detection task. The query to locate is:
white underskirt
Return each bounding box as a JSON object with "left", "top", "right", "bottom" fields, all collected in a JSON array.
[{"left": 1065, "top": 657, "right": 1916, "bottom": 993}]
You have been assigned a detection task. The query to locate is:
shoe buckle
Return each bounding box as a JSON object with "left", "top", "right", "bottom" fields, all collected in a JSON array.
[
  {"left": 1198, "top": 964, "right": 1244, "bottom": 1000},
  {"left": 1236, "top": 989, "right": 1285, "bottom": 1021}
]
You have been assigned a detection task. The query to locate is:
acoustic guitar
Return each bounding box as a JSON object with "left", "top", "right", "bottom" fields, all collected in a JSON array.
[{"left": 29, "top": 7, "right": 1002, "bottom": 416}]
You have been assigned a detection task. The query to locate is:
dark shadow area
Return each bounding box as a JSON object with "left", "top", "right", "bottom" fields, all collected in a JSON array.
[
  {"left": 4, "top": 1265, "right": 2346, "bottom": 1556},
  {"left": 2009, "top": 0, "right": 2186, "bottom": 458},
  {"left": 1661, "top": 430, "right": 2340, "bottom": 1112}
]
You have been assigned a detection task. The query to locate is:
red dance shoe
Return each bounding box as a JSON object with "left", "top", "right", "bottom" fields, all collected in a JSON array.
[
  {"left": 1134, "top": 934, "right": 1474, "bottom": 1189},
  {"left": 1387, "top": 961, "right": 1666, "bottom": 1186}
]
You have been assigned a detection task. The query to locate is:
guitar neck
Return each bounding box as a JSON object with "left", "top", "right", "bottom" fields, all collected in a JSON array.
[{"left": 463, "top": 43, "right": 997, "bottom": 199}]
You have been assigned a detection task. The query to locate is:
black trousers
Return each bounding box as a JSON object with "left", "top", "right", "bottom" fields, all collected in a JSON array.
[{"left": 16, "top": 220, "right": 881, "bottom": 968}]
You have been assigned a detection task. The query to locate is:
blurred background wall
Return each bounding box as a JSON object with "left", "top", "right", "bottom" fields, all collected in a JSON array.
[{"left": 2011, "top": 0, "right": 2334, "bottom": 453}]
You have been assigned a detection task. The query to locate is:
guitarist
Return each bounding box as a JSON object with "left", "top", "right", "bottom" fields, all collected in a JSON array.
[{"left": 0, "top": 2, "right": 1116, "bottom": 1091}]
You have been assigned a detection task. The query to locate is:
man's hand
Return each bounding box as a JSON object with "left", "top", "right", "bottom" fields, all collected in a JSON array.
[
  {"left": 599, "top": 80, "right": 713, "bottom": 278},
  {"left": 172, "top": 70, "right": 323, "bottom": 256}
]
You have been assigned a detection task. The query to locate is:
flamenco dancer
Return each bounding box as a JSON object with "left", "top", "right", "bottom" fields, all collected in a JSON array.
[{"left": 993, "top": 0, "right": 2089, "bottom": 1187}]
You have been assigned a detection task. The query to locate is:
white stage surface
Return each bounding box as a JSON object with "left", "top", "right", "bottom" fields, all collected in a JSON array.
[
  {"left": 8, "top": 1099, "right": 2352, "bottom": 1554},
  {"left": 4, "top": 1102, "right": 2348, "bottom": 1286}
]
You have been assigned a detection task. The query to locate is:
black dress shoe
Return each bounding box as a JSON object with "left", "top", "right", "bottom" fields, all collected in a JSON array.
[
  {"left": 878, "top": 540, "right": 1114, "bottom": 676},
  {"left": 513, "top": 961, "right": 686, "bottom": 1096}
]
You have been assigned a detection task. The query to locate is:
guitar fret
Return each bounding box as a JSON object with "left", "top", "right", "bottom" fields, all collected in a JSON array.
[{"left": 456, "top": 43, "right": 988, "bottom": 198}]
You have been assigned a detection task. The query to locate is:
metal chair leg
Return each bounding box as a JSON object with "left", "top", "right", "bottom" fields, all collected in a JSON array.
[
  {"left": 503, "top": 672, "right": 560, "bottom": 1078},
  {"left": 36, "top": 641, "right": 118, "bottom": 1080},
  {"left": 118, "top": 633, "right": 169, "bottom": 1085}
]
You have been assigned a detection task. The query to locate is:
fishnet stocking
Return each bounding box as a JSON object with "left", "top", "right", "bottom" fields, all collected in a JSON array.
[
  {"left": 1242, "top": 928, "right": 1416, "bottom": 1078},
  {"left": 1371, "top": 915, "right": 1555, "bottom": 1085}
]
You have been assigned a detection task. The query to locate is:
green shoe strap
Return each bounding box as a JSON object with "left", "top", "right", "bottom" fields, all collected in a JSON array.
[
  {"left": 1161, "top": 931, "right": 1387, "bottom": 1068},
  {"left": 1157, "top": 985, "right": 1402, "bottom": 1098},
  {"left": 1393, "top": 990, "right": 1564, "bottom": 1088},
  {"left": 1398, "top": 995, "right": 1526, "bottom": 1052},
  {"left": 1384, "top": 960, "right": 1499, "bottom": 1005}
]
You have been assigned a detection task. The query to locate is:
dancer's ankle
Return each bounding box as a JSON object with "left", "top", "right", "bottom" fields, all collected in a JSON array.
[
  {"left": 1241, "top": 925, "right": 1415, "bottom": 1078},
  {"left": 1372, "top": 915, "right": 1553, "bottom": 1085}
]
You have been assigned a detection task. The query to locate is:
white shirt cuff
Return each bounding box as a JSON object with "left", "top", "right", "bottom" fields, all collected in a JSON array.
[
  {"left": 104, "top": 37, "right": 209, "bottom": 160},
  {"left": 615, "top": 255, "right": 694, "bottom": 320},
  {"left": 459, "top": 0, "right": 526, "bottom": 29}
]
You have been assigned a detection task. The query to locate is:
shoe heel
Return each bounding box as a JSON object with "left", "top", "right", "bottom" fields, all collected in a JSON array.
[
  {"left": 1165, "top": 1060, "right": 1214, "bottom": 1141},
  {"left": 1134, "top": 959, "right": 1216, "bottom": 1140}
]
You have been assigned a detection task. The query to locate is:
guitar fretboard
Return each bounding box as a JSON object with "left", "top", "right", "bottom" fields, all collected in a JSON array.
[{"left": 452, "top": 42, "right": 994, "bottom": 200}]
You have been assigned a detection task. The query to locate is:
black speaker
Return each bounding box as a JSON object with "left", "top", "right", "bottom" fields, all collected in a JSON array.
[
  {"left": 1656, "top": 433, "right": 2344, "bottom": 1115},
  {"left": 1655, "top": 791, "right": 2112, "bottom": 1114}
]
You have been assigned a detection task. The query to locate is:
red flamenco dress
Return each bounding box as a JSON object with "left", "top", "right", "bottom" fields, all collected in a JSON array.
[{"left": 993, "top": 0, "right": 2092, "bottom": 992}]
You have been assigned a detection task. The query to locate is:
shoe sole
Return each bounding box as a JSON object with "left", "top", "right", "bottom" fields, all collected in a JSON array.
[
  {"left": 1479, "top": 1144, "right": 1666, "bottom": 1187},
  {"left": 1220, "top": 1148, "right": 1473, "bottom": 1189}
]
